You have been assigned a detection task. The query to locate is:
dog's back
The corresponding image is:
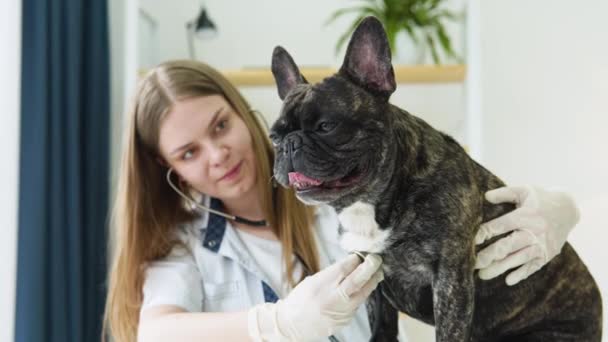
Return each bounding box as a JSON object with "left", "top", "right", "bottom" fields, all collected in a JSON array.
[{"left": 387, "top": 109, "right": 603, "bottom": 341}]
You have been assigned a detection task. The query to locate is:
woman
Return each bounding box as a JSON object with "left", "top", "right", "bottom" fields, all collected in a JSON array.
[{"left": 103, "top": 60, "right": 580, "bottom": 342}]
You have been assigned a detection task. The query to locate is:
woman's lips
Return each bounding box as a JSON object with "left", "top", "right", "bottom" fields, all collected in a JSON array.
[{"left": 220, "top": 161, "right": 243, "bottom": 182}]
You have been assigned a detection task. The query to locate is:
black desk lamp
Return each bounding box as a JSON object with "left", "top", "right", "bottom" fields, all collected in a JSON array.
[{"left": 186, "top": 6, "right": 217, "bottom": 59}]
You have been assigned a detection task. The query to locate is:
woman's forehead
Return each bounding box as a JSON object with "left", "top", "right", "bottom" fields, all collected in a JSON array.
[{"left": 158, "top": 95, "right": 231, "bottom": 154}]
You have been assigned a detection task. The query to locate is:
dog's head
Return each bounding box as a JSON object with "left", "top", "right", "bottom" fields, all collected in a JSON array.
[{"left": 269, "top": 16, "right": 397, "bottom": 207}]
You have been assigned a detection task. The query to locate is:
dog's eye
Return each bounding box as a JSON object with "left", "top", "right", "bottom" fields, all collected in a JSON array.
[
  {"left": 317, "top": 121, "right": 337, "bottom": 133},
  {"left": 269, "top": 133, "right": 281, "bottom": 147}
]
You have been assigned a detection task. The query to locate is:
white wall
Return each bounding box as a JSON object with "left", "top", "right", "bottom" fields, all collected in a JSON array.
[
  {"left": 480, "top": 1, "right": 608, "bottom": 337},
  {"left": 110, "top": 0, "right": 128, "bottom": 210},
  {"left": 138, "top": 0, "right": 466, "bottom": 69},
  {"left": 0, "top": 0, "right": 21, "bottom": 341},
  {"left": 238, "top": 84, "right": 466, "bottom": 140},
  {"left": 135, "top": 0, "right": 468, "bottom": 141},
  {"left": 110, "top": 0, "right": 124, "bottom": 205}
]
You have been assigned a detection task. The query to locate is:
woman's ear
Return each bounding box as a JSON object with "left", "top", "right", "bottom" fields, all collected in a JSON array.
[{"left": 156, "top": 157, "right": 169, "bottom": 167}]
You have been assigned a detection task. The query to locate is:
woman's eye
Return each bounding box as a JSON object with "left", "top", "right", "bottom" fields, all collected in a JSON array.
[
  {"left": 182, "top": 150, "right": 194, "bottom": 160},
  {"left": 216, "top": 119, "right": 228, "bottom": 132}
]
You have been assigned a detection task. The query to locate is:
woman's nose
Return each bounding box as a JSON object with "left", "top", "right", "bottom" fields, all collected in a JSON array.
[{"left": 207, "top": 143, "right": 229, "bottom": 166}]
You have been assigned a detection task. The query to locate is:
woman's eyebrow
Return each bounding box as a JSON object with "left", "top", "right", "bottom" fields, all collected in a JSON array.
[
  {"left": 206, "top": 106, "right": 225, "bottom": 132},
  {"left": 169, "top": 142, "right": 192, "bottom": 157},
  {"left": 169, "top": 107, "right": 225, "bottom": 157}
]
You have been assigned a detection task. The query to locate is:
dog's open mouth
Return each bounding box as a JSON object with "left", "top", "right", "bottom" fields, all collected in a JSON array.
[{"left": 288, "top": 168, "right": 361, "bottom": 192}]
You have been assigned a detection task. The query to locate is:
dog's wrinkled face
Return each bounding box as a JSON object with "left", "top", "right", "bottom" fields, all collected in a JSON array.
[
  {"left": 269, "top": 17, "right": 397, "bottom": 206},
  {"left": 269, "top": 76, "right": 385, "bottom": 205}
]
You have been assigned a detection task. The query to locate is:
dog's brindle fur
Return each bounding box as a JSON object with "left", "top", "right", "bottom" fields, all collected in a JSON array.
[{"left": 270, "top": 17, "right": 602, "bottom": 342}]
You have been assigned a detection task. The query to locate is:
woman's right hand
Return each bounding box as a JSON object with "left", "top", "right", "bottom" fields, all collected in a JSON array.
[{"left": 248, "top": 253, "right": 383, "bottom": 341}]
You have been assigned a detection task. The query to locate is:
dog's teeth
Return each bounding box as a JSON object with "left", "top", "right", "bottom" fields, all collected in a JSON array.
[{"left": 294, "top": 181, "right": 316, "bottom": 190}]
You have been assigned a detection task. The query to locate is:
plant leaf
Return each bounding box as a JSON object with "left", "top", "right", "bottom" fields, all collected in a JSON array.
[
  {"left": 426, "top": 33, "right": 440, "bottom": 64},
  {"left": 326, "top": 0, "right": 463, "bottom": 64},
  {"left": 400, "top": 21, "right": 419, "bottom": 45},
  {"left": 438, "top": 9, "right": 463, "bottom": 21},
  {"left": 436, "top": 21, "right": 458, "bottom": 61},
  {"left": 430, "top": 0, "right": 443, "bottom": 10}
]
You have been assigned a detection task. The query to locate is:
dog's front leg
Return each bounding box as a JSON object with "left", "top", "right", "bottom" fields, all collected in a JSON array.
[
  {"left": 367, "top": 283, "right": 399, "bottom": 342},
  {"left": 432, "top": 249, "right": 475, "bottom": 342}
]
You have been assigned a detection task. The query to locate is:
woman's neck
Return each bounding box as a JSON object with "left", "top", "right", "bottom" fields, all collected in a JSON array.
[
  {"left": 221, "top": 187, "right": 278, "bottom": 240},
  {"left": 222, "top": 188, "right": 265, "bottom": 222}
]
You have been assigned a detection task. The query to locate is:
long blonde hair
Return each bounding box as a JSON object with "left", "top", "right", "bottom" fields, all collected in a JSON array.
[{"left": 103, "top": 60, "right": 319, "bottom": 342}]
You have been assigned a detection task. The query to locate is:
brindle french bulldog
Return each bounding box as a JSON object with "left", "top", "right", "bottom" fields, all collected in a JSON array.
[{"left": 268, "top": 16, "right": 602, "bottom": 342}]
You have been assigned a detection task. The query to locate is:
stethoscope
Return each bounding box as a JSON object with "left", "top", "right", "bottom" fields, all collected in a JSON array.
[{"left": 166, "top": 167, "right": 268, "bottom": 227}]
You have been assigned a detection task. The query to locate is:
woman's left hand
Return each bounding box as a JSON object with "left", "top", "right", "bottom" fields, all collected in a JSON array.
[{"left": 474, "top": 186, "right": 580, "bottom": 286}]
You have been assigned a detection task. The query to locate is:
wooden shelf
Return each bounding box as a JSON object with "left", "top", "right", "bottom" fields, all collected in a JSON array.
[
  {"left": 224, "top": 65, "right": 466, "bottom": 86},
  {"left": 139, "top": 65, "right": 466, "bottom": 86}
]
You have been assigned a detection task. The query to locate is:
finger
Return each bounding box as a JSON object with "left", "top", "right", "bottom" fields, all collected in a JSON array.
[
  {"left": 478, "top": 245, "right": 541, "bottom": 280},
  {"left": 475, "top": 212, "right": 520, "bottom": 245},
  {"left": 339, "top": 254, "right": 382, "bottom": 296},
  {"left": 475, "top": 209, "right": 541, "bottom": 245},
  {"left": 349, "top": 268, "right": 384, "bottom": 304},
  {"left": 318, "top": 254, "right": 361, "bottom": 284},
  {"left": 485, "top": 186, "right": 530, "bottom": 205},
  {"left": 505, "top": 259, "right": 544, "bottom": 286},
  {"left": 475, "top": 230, "right": 536, "bottom": 269}
]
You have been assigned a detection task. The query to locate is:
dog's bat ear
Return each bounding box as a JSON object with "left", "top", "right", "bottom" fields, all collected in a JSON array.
[
  {"left": 339, "top": 16, "right": 396, "bottom": 97},
  {"left": 271, "top": 46, "right": 308, "bottom": 100}
]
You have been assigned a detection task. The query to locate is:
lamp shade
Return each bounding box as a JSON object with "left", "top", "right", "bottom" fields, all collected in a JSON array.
[{"left": 189, "top": 7, "right": 217, "bottom": 39}]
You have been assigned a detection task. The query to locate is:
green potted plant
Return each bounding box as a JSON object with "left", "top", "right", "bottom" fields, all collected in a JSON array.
[{"left": 326, "top": 0, "right": 463, "bottom": 64}]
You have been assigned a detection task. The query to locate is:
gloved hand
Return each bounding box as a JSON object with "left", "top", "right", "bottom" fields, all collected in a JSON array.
[
  {"left": 474, "top": 186, "right": 580, "bottom": 286},
  {"left": 248, "top": 253, "right": 383, "bottom": 342}
]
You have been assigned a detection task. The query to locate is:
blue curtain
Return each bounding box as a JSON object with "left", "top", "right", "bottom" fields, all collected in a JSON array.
[{"left": 15, "top": 0, "right": 110, "bottom": 341}]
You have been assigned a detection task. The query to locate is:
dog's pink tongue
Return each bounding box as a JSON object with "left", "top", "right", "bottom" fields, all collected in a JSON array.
[{"left": 288, "top": 172, "right": 322, "bottom": 186}]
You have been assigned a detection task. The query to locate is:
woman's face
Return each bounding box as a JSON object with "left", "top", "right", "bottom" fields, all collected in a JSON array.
[{"left": 158, "top": 95, "right": 257, "bottom": 201}]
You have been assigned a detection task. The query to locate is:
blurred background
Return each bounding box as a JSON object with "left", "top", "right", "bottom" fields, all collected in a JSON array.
[{"left": 1, "top": 0, "right": 606, "bottom": 341}]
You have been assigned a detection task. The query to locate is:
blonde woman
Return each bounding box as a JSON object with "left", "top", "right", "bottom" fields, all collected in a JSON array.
[{"left": 103, "top": 60, "right": 580, "bottom": 342}]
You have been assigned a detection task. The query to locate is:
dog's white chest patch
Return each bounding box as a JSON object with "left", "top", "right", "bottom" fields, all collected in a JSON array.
[{"left": 337, "top": 201, "right": 391, "bottom": 254}]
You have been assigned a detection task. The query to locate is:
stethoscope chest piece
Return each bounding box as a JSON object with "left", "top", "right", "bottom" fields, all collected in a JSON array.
[{"left": 351, "top": 250, "right": 369, "bottom": 262}]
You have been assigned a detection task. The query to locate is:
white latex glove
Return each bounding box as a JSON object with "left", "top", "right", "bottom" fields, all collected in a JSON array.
[
  {"left": 474, "top": 186, "right": 580, "bottom": 286},
  {"left": 248, "top": 253, "right": 383, "bottom": 342}
]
